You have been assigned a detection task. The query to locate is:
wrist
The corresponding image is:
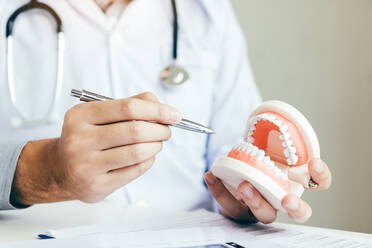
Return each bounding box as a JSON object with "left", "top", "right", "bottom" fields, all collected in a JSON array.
[{"left": 10, "top": 138, "right": 74, "bottom": 206}]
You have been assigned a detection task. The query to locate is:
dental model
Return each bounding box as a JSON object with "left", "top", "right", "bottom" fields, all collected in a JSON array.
[{"left": 211, "top": 101, "right": 320, "bottom": 212}]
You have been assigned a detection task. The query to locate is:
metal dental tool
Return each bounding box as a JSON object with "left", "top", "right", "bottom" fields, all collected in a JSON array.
[{"left": 70, "top": 89, "right": 215, "bottom": 135}]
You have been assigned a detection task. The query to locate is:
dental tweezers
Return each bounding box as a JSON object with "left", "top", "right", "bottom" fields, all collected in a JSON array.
[{"left": 70, "top": 89, "right": 215, "bottom": 135}]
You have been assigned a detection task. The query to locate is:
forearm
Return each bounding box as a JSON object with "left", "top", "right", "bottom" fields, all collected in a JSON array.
[{"left": 10, "top": 139, "right": 74, "bottom": 206}]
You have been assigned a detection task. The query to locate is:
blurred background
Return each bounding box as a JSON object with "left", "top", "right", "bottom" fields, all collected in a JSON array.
[{"left": 230, "top": 0, "right": 372, "bottom": 233}]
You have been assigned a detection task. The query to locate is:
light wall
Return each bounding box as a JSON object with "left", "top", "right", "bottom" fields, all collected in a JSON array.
[{"left": 231, "top": 0, "right": 372, "bottom": 233}]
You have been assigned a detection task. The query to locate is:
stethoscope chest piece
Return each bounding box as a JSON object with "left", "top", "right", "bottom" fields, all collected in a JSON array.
[
  {"left": 160, "top": 65, "right": 189, "bottom": 87},
  {"left": 160, "top": 0, "right": 190, "bottom": 88}
]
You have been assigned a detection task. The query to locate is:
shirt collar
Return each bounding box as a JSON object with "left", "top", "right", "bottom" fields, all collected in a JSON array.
[{"left": 67, "top": 0, "right": 115, "bottom": 32}]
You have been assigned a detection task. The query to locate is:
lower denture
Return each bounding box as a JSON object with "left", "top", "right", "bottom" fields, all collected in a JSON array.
[{"left": 228, "top": 149, "right": 291, "bottom": 193}]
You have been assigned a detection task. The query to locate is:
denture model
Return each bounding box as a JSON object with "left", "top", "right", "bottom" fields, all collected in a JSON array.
[{"left": 211, "top": 101, "right": 320, "bottom": 212}]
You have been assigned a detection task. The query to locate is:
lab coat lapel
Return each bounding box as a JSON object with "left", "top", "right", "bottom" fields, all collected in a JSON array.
[{"left": 67, "top": 0, "right": 112, "bottom": 32}]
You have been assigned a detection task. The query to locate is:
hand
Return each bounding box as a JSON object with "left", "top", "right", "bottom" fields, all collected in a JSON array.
[
  {"left": 10, "top": 92, "right": 182, "bottom": 206},
  {"left": 204, "top": 158, "right": 332, "bottom": 224}
]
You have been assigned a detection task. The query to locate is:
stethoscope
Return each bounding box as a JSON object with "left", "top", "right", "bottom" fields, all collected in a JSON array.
[
  {"left": 160, "top": 0, "right": 190, "bottom": 87},
  {"left": 5, "top": 0, "right": 188, "bottom": 128}
]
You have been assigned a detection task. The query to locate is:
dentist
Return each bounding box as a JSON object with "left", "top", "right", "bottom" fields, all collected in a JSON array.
[{"left": 0, "top": 0, "right": 331, "bottom": 224}]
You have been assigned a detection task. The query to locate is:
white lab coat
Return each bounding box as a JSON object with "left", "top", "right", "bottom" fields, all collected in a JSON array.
[{"left": 0, "top": 0, "right": 262, "bottom": 211}]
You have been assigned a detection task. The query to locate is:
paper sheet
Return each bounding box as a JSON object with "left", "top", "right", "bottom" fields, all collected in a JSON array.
[
  {"left": 3, "top": 209, "right": 372, "bottom": 248},
  {"left": 2, "top": 227, "right": 232, "bottom": 248},
  {"left": 232, "top": 222, "right": 372, "bottom": 248}
]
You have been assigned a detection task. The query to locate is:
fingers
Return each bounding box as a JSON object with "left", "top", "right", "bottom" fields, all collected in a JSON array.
[
  {"left": 282, "top": 194, "right": 312, "bottom": 223},
  {"left": 204, "top": 172, "right": 257, "bottom": 223},
  {"left": 67, "top": 95, "right": 182, "bottom": 125},
  {"left": 98, "top": 142, "right": 163, "bottom": 171},
  {"left": 308, "top": 158, "right": 332, "bottom": 190},
  {"left": 92, "top": 121, "right": 171, "bottom": 150},
  {"left": 106, "top": 157, "right": 156, "bottom": 188},
  {"left": 237, "top": 182, "right": 278, "bottom": 224},
  {"left": 133, "top": 92, "right": 160, "bottom": 103}
]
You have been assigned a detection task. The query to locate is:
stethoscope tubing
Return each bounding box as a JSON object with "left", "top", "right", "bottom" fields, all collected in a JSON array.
[
  {"left": 6, "top": 32, "right": 65, "bottom": 127},
  {"left": 6, "top": 0, "right": 64, "bottom": 127},
  {"left": 6, "top": 0, "right": 62, "bottom": 37},
  {"left": 171, "top": 0, "right": 178, "bottom": 60}
]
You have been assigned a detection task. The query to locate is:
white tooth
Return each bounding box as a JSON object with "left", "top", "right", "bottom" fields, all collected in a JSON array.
[
  {"left": 268, "top": 161, "right": 275, "bottom": 169},
  {"left": 282, "top": 132, "right": 290, "bottom": 139},
  {"left": 246, "top": 144, "right": 253, "bottom": 153},
  {"left": 284, "top": 149, "right": 289, "bottom": 157},
  {"left": 267, "top": 115, "right": 275, "bottom": 122},
  {"left": 289, "top": 146, "right": 296, "bottom": 154},
  {"left": 252, "top": 118, "right": 259, "bottom": 125},
  {"left": 250, "top": 146, "right": 259, "bottom": 156},
  {"left": 280, "top": 125, "right": 288, "bottom": 132},
  {"left": 286, "top": 140, "right": 293, "bottom": 146},
  {"left": 240, "top": 144, "right": 246, "bottom": 151},
  {"left": 241, "top": 145, "right": 247, "bottom": 153},
  {"left": 248, "top": 123, "right": 256, "bottom": 130},
  {"left": 264, "top": 156, "right": 270, "bottom": 164},
  {"left": 246, "top": 137, "right": 254, "bottom": 143},
  {"left": 273, "top": 119, "right": 281, "bottom": 126},
  {"left": 248, "top": 119, "right": 256, "bottom": 127},
  {"left": 260, "top": 113, "right": 268, "bottom": 119},
  {"left": 282, "top": 142, "right": 287, "bottom": 148},
  {"left": 279, "top": 135, "right": 284, "bottom": 140},
  {"left": 292, "top": 155, "right": 298, "bottom": 164},
  {"left": 256, "top": 150, "right": 265, "bottom": 160}
]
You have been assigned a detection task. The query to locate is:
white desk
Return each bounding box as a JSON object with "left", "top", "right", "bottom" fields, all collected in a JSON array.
[
  {"left": 0, "top": 201, "right": 134, "bottom": 242},
  {"left": 1, "top": 201, "right": 372, "bottom": 247}
]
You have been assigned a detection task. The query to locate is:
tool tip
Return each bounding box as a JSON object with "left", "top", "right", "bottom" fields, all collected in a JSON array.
[{"left": 205, "top": 129, "right": 216, "bottom": 134}]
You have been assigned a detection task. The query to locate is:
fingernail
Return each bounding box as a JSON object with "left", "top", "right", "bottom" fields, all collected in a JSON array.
[
  {"left": 205, "top": 173, "right": 216, "bottom": 185},
  {"left": 313, "top": 161, "right": 324, "bottom": 173},
  {"left": 171, "top": 109, "right": 182, "bottom": 123},
  {"left": 285, "top": 197, "right": 299, "bottom": 211},
  {"left": 241, "top": 186, "right": 254, "bottom": 200}
]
